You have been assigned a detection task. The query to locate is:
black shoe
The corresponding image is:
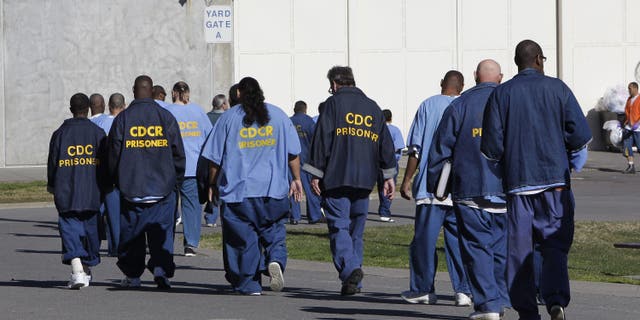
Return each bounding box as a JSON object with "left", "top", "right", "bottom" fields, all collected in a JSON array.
[
  {"left": 340, "top": 268, "right": 363, "bottom": 296},
  {"left": 154, "top": 276, "right": 171, "bottom": 289},
  {"left": 184, "top": 247, "right": 196, "bottom": 257},
  {"left": 289, "top": 220, "right": 299, "bottom": 225},
  {"left": 623, "top": 164, "right": 636, "bottom": 174}
]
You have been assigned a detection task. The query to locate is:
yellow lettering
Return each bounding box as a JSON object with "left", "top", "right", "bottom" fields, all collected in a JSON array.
[
  {"left": 472, "top": 128, "right": 482, "bottom": 137},
  {"left": 364, "top": 116, "right": 373, "bottom": 127}
]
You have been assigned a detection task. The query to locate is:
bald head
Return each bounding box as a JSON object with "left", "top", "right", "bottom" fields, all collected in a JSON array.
[
  {"left": 133, "top": 75, "right": 153, "bottom": 99},
  {"left": 475, "top": 59, "right": 503, "bottom": 84},
  {"left": 89, "top": 93, "right": 105, "bottom": 115},
  {"left": 441, "top": 70, "right": 464, "bottom": 95},
  {"left": 515, "top": 39, "right": 544, "bottom": 72}
]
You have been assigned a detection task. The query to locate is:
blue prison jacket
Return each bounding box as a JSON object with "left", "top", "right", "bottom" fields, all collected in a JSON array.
[
  {"left": 303, "top": 86, "right": 397, "bottom": 192},
  {"left": 108, "top": 98, "right": 186, "bottom": 201},
  {"left": 47, "top": 117, "right": 107, "bottom": 213},
  {"left": 290, "top": 112, "right": 316, "bottom": 164}
]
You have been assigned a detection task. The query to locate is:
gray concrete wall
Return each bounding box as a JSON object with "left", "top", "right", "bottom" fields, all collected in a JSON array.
[{"left": 0, "top": 0, "right": 233, "bottom": 167}]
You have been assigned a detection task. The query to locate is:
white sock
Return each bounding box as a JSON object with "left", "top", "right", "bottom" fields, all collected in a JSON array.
[
  {"left": 71, "top": 258, "right": 83, "bottom": 274},
  {"left": 153, "top": 267, "right": 165, "bottom": 277}
]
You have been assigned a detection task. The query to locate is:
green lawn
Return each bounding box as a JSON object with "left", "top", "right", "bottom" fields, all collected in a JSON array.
[
  {"left": 201, "top": 221, "right": 640, "bottom": 285},
  {"left": 0, "top": 181, "right": 52, "bottom": 203}
]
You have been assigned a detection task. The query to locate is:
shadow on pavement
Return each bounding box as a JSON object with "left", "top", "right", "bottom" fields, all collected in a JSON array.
[{"left": 301, "top": 306, "right": 467, "bottom": 319}]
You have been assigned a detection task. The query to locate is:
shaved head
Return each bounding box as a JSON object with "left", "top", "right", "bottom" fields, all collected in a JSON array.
[
  {"left": 475, "top": 59, "right": 503, "bottom": 84},
  {"left": 515, "top": 39, "right": 544, "bottom": 72},
  {"left": 441, "top": 70, "right": 464, "bottom": 95},
  {"left": 89, "top": 93, "right": 105, "bottom": 115},
  {"left": 133, "top": 75, "right": 153, "bottom": 99}
]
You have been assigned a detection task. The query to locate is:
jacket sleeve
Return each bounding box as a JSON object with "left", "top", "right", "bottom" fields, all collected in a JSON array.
[
  {"left": 563, "top": 87, "right": 592, "bottom": 152},
  {"left": 427, "top": 105, "right": 458, "bottom": 193},
  {"left": 46, "top": 130, "right": 59, "bottom": 193},
  {"left": 303, "top": 98, "right": 336, "bottom": 178},
  {"left": 378, "top": 122, "right": 398, "bottom": 179},
  {"left": 107, "top": 115, "right": 123, "bottom": 180},
  {"left": 96, "top": 132, "right": 111, "bottom": 192},
  {"left": 480, "top": 91, "right": 504, "bottom": 161},
  {"left": 167, "top": 118, "right": 186, "bottom": 188}
]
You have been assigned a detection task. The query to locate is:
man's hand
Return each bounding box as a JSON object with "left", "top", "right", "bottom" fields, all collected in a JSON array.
[
  {"left": 383, "top": 178, "right": 395, "bottom": 200},
  {"left": 208, "top": 185, "right": 219, "bottom": 203},
  {"left": 311, "top": 178, "right": 322, "bottom": 196},
  {"left": 400, "top": 179, "right": 412, "bottom": 200},
  {"left": 289, "top": 179, "right": 304, "bottom": 202}
]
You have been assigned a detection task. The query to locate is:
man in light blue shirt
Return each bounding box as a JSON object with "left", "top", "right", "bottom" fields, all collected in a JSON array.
[{"left": 399, "top": 70, "right": 471, "bottom": 306}]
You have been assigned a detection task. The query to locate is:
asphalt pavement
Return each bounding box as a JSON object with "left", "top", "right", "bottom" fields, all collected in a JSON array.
[{"left": 1, "top": 151, "right": 639, "bottom": 319}]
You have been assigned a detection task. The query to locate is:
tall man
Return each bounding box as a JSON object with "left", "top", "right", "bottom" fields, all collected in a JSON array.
[
  {"left": 622, "top": 82, "right": 640, "bottom": 173},
  {"left": 481, "top": 40, "right": 591, "bottom": 320},
  {"left": 399, "top": 70, "right": 471, "bottom": 306},
  {"left": 376, "top": 109, "right": 405, "bottom": 222},
  {"left": 290, "top": 100, "right": 323, "bottom": 224},
  {"left": 304, "top": 66, "right": 397, "bottom": 295},
  {"left": 427, "top": 60, "right": 509, "bottom": 320},
  {"left": 108, "top": 75, "right": 185, "bottom": 289}
]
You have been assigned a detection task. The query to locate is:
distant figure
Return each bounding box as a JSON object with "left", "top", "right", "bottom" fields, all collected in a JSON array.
[
  {"left": 622, "top": 82, "right": 640, "bottom": 173},
  {"left": 47, "top": 93, "right": 107, "bottom": 289},
  {"left": 399, "top": 70, "right": 471, "bottom": 307},
  {"left": 202, "top": 77, "right": 303, "bottom": 295},
  {"left": 204, "top": 93, "right": 230, "bottom": 227},
  {"left": 166, "top": 81, "right": 214, "bottom": 257},
  {"left": 89, "top": 93, "right": 108, "bottom": 124},
  {"left": 304, "top": 66, "right": 397, "bottom": 296},
  {"left": 228, "top": 83, "right": 240, "bottom": 107},
  {"left": 289, "top": 100, "right": 324, "bottom": 224},
  {"left": 481, "top": 39, "right": 591, "bottom": 320},
  {"left": 376, "top": 109, "right": 405, "bottom": 222},
  {"left": 108, "top": 75, "right": 185, "bottom": 289},
  {"left": 153, "top": 85, "right": 169, "bottom": 108}
]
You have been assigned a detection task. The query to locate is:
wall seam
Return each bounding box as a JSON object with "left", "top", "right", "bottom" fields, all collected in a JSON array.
[{"left": 0, "top": 0, "right": 6, "bottom": 167}]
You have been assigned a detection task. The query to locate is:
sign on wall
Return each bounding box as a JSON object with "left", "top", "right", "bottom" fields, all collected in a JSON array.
[{"left": 204, "top": 6, "right": 233, "bottom": 43}]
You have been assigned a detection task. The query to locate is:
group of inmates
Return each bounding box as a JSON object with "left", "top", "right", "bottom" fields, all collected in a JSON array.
[{"left": 47, "top": 39, "right": 591, "bottom": 320}]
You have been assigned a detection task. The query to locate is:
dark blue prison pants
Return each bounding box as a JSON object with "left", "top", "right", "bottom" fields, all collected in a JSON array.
[
  {"left": 408, "top": 204, "right": 470, "bottom": 295},
  {"left": 104, "top": 188, "right": 121, "bottom": 256},
  {"left": 289, "top": 170, "right": 323, "bottom": 223},
  {"left": 376, "top": 163, "right": 399, "bottom": 218},
  {"left": 58, "top": 211, "right": 101, "bottom": 267},
  {"left": 117, "top": 192, "right": 177, "bottom": 278},
  {"left": 455, "top": 204, "right": 509, "bottom": 313},
  {"left": 622, "top": 130, "right": 640, "bottom": 157},
  {"left": 180, "top": 178, "right": 202, "bottom": 249},
  {"left": 507, "top": 189, "right": 574, "bottom": 320},
  {"left": 322, "top": 192, "right": 368, "bottom": 284},
  {"left": 204, "top": 201, "right": 222, "bottom": 225},
  {"left": 223, "top": 197, "right": 289, "bottom": 294}
]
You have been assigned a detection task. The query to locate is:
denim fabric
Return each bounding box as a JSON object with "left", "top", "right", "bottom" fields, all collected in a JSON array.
[
  {"left": 58, "top": 211, "right": 101, "bottom": 266},
  {"left": 180, "top": 178, "right": 203, "bottom": 248}
]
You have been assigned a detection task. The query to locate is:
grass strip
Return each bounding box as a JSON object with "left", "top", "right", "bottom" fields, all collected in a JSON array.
[{"left": 0, "top": 181, "right": 52, "bottom": 203}]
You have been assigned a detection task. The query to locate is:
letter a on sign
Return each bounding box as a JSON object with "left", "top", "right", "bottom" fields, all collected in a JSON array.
[{"left": 204, "top": 6, "right": 233, "bottom": 43}]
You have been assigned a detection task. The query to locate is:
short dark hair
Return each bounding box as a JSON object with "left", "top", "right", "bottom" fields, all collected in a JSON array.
[
  {"left": 108, "top": 93, "right": 125, "bottom": 110},
  {"left": 630, "top": 82, "right": 639, "bottom": 89},
  {"left": 514, "top": 39, "right": 543, "bottom": 67},
  {"left": 70, "top": 93, "right": 90, "bottom": 114},
  {"left": 294, "top": 100, "right": 307, "bottom": 113},
  {"left": 152, "top": 85, "right": 166, "bottom": 99},
  {"left": 442, "top": 70, "right": 464, "bottom": 93},
  {"left": 228, "top": 83, "right": 240, "bottom": 107},
  {"left": 327, "top": 66, "right": 356, "bottom": 86},
  {"left": 382, "top": 109, "right": 392, "bottom": 122}
]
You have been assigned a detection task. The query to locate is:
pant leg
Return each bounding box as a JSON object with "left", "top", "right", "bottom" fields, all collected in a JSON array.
[
  {"left": 117, "top": 201, "right": 148, "bottom": 278},
  {"left": 300, "top": 170, "right": 323, "bottom": 222},
  {"left": 506, "top": 195, "right": 539, "bottom": 320},
  {"left": 349, "top": 196, "right": 369, "bottom": 285},
  {"left": 623, "top": 131, "right": 634, "bottom": 157},
  {"left": 377, "top": 171, "right": 392, "bottom": 218},
  {"left": 105, "top": 188, "right": 121, "bottom": 256},
  {"left": 223, "top": 200, "right": 263, "bottom": 294},
  {"left": 323, "top": 195, "right": 362, "bottom": 282},
  {"left": 180, "top": 178, "right": 202, "bottom": 248},
  {"left": 204, "top": 202, "right": 220, "bottom": 224},
  {"left": 256, "top": 197, "right": 290, "bottom": 270},
  {"left": 533, "top": 189, "right": 574, "bottom": 312},
  {"left": 145, "top": 192, "right": 177, "bottom": 278},
  {"left": 58, "top": 212, "right": 100, "bottom": 267},
  {"left": 288, "top": 171, "right": 301, "bottom": 222},
  {"left": 408, "top": 204, "right": 446, "bottom": 294},
  {"left": 454, "top": 204, "right": 503, "bottom": 313},
  {"left": 442, "top": 206, "right": 470, "bottom": 294},
  {"left": 493, "top": 211, "right": 511, "bottom": 308}
]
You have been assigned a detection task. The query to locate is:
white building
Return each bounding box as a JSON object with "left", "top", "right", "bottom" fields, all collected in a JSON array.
[{"left": 0, "top": 0, "right": 639, "bottom": 167}]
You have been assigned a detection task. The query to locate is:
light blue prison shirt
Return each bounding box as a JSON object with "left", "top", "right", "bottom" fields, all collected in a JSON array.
[{"left": 166, "top": 102, "right": 213, "bottom": 177}]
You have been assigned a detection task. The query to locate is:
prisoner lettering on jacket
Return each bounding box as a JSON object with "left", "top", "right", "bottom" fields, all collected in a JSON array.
[
  {"left": 179, "top": 121, "right": 202, "bottom": 137},
  {"left": 238, "top": 125, "right": 276, "bottom": 149},
  {"left": 58, "top": 144, "right": 98, "bottom": 167},
  {"left": 125, "top": 125, "right": 169, "bottom": 148},
  {"left": 335, "top": 112, "right": 379, "bottom": 142}
]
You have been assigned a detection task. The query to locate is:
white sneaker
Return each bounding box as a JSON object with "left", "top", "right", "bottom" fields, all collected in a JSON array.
[
  {"left": 400, "top": 291, "right": 437, "bottom": 304},
  {"left": 120, "top": 277, "right": 141, "bottom": 288},
  {"left": 67, "top": 272, "right": 89, "bottom": 289},
  {"left": 268, "top": 262, "right": 284, "bottom": 292},
  {"left": 469, "top": 311, "right": 501, "bottom": 320},
  {"left": 550, "top": 305, "right": 565, "bottom": 320},
  {"left": 455, "top": 292, "right": 473, "bottom": 306},
  {"left": 379, "top": 216, "right": 395, "bottom": 223}
]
